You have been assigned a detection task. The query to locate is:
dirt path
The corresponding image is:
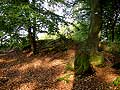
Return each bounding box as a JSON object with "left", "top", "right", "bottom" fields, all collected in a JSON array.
[{"left": 0, "top": 48, "right": 120, "bottom": 90}]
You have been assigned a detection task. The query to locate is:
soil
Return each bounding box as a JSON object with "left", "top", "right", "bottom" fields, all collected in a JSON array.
[{"left": 0, "top": 44, "right": 120, "bottom": 90}]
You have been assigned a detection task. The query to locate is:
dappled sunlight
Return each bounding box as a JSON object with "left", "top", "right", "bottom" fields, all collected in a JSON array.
[
  {"left": 1, "top": 44, "right": 119, "bottom": 90},
  {"left": 19, "top": 64, "right": 32, "bottom": 73},
  {"left": 26, "top": 52, "right": 33, "bottom": 57},
  {"left": 16, "top": 82, "right": 37, "bottom": 90},
  {"left": 0, "top": 58, "right": 17, "bottom": 63},
  {"left": 49, "top": 59, "right": 64, "bottom": 67},
  {"left": 56, "top": 79, "right": 74, "bottom": 90},
  {"left": 1, "top": 0, "right": 120, "bottom": 89},
  {"left": 18, "top": 58, "right": 42, "bottom": 73},
  {"left": 44, "top": 57, "right": 52, "bottom": 62},
  {"left": 67, "top": 49, "right": 76, "bottom": 57},
  {"left": 103, "top": 74, "right": 118, "bottom": 83},
  {"left": 95, "top": 67, "right": 119, "bottom": 83}
]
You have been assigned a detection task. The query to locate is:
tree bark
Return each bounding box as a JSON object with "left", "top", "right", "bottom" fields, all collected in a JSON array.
[
  {"left": 74, "top": 0, "right": 102, "bottom": 76},
  {"left": 88, "top": 0, "right": 102, "bottom": 54},
  {"left": 111, "top": 0, "right": 118, "bottom": 42},
  {"left": 28, "top": 26, "right": 32, "bottom": 50},
  {"left": 27, "top": 0, "right": 38, "bottom": 55},
  {"left": 28, "top": 26, "right": 37, "bottom": 55},
  {"left": 32, "top": 17, "right": 38, "bottom": 54}
]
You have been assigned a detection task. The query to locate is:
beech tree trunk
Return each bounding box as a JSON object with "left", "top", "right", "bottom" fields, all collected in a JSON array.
[
  {"left": 88, "top": 0, "right": 102, "bottom": 53},
  {"left": 74, "top": 0, "right": 102, "bottom": 76}
]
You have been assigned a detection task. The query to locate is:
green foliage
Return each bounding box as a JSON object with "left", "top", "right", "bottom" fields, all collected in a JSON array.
[
  {"left": 100, "top": 0, "right": 120, "bottom": 42},
  {"left": 0, "top": 32, "right": 4, "bottom": 36},
  {"left": 72, "top": 22, "right": 89, "bottom": 42},
  {"left": 113, "top": 77, "right": 120, "bottom": 86},
  {"left": 51, "top": 0, "right": 64, "bottom": 3},
  {"left": 1, "top": 0, "right": 120, "bottom": 57},
  {"left": 72, "top": 30, "right": 87, "bottom": 42},
  {"left": 65, "top": 63, "right": 74, "bottom": 71},
  {"left": 101, "top": 42, "right": 120, "bottom": 54},
  {"left": 56, "top": 74, "right": 72, "bottom": 83},
  {"left": 0, "top": 0, "right": 67, "bottom": 50},
  {"left": 109, "top": 42, "right": 120, "bottom": 54}
]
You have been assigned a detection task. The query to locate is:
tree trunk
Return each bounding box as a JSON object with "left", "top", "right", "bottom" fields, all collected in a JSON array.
[
  {"left": 32, "top": 18, "right": 38, "bottom": 54},
  {"left": 27, "top": 0, "right": 38, "bottom": 55},
  {"left": 28, "top": 26, "right": 32, "bottom": 51},
  {"left": 74, "top": 0, "right": 102, "bottom": 76},
  {"left": 88, "top": 0, "right": 102, "bottom": 54},
  {"left": 32, "top": 0, "right": 38, "bottom": 55},
  {"left": 28, "top": 26, "right": 37, "bottom": 55},
  {"left": 111, "top": 0, "right": 118, "bottom": 42}
]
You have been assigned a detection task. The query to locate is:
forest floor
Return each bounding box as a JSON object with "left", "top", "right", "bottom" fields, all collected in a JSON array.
[{"left": 0, "top": 42, "right": 120, "bottom": 90}]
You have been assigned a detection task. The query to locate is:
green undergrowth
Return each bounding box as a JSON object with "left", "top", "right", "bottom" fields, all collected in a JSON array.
[
  {"left": 112, "top": 77, "right": 120, "bottom": 89},
  {"left": 65, "top": 63, "right": 74, "bottom": 72},
  {"left": 56, "top": 74, "right": 73, "bottom": 83}
]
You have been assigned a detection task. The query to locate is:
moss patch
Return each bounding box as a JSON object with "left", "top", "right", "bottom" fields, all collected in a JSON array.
[{"left": 90, "top": 52, "right": 104, "bottom": 66}]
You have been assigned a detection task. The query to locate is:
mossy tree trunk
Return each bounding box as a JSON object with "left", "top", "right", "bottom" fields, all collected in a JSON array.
[{"left": 74, "top": 0, "right": 102, "bottom": 76}]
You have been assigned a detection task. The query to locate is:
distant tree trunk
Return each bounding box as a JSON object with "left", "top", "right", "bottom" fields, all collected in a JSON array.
[
  {"left": 104, "top": 25, "right": 108, "bottom": 41},
  {"left": 28, "top": 26, "right": 37, "bottom": 55},
  {"left": 32, "top": 18, "right": 38, "bottom": 54},
  {"left": 27, "top": 0, "right": 38, "bottom": 55},
  {"left": 111, "top": 0, "right": 118, "bottom": 42},
  {"left": 74, "top": 0, "right": 102, "bottom": 76},
  {"left": 107, "top": 0, "right": 118, "bottom": 42},
  {"left": 32, "top": 0, "right": 38, "bottom": 55},
  {"left": 28, "top": 26, "right": 32, "bottom": 50},
  {"left": 0, "top": 38, "right": 2, "bottom": 47}
]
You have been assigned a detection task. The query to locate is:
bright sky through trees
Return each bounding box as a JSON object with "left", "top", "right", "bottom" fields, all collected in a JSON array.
[{"left": 28, "top": 0, "right": 74, "bottom": 39}]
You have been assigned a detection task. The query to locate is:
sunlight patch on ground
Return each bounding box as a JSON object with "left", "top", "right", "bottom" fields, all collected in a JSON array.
[
  {"left": 44, "top": 57, "right": 52, "bottom": 62},
  {"left": 0, "top": 59, "right": 16, "bottom": 63},
  {"left": 19, "top": 59, "right": 42, "bottom": 73},
  {"left": 67, "top": 50, "right": 75, "bottom": 56},
  {"left": 16, "top": 82, "right": 36, "bottom": 90},
  {"left": 31, "top": 59, "right": 43, "bottom": 68},
  {"left": 103, "top": 74, "right": 118, "bottom": 83},
  {"left": 19, "top": 64, "right": 31, "bottom": 73},
  {"left": 50, "top": 59, "right": 64, "bottom": 67},
  {"left": 0, "top": 59, "right": 6, "bottom": 62},
  {"left": 95, "top": 67, "right": 119, "bottom": 83}
]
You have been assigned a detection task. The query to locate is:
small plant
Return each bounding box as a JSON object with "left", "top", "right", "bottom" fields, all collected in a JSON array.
[
  {"left": 57, "top": 77, "right": 69, "bottom": 83},
  {"left": 65, "top": 63, "right": 74, "bottom": 71},
  {"left": 113, "top": 77, "right": 120, "bottom": 86},
  {"left": 56, "top": 74, "right": 72, "bottom": 83}
]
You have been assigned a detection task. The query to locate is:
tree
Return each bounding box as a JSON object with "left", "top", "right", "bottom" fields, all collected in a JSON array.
[
  {"left": 0, "top": 0, "right": 67, "bottom": 54},
  {"left": 74, "top": 0, "right": 102, "bottom": 75}
]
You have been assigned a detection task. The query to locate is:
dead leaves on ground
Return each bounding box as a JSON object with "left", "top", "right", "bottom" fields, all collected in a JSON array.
[{"left": 0, "top": 48, "right": 120, "bottom": 90}]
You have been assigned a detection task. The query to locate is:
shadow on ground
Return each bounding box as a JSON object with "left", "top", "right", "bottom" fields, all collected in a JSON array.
[
  {"left": 0, "top": 47, "right": 74, "bottom": 90},
  {"left": 0, "top": 43, "right": 120, "bottom": 90}
]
